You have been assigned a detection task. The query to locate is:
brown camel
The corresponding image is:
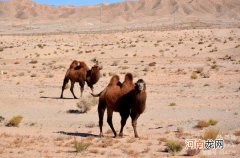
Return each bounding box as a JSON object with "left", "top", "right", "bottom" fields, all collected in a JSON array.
[
  {"left": 92, "top": 73, "right": 142, "bottom": 137},
  {"left": 127, "top": 79, "right": 147, "bottom": 138},
  {"left": 60, "top": 60, "right": 102, "bottom": 99}
]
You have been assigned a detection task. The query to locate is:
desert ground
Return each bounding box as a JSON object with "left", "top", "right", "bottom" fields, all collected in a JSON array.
[{"left": 0, "top": 27, "right": 240, "bottom": 158}]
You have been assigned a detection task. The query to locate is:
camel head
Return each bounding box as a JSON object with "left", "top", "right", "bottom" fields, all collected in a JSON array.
[
  {"left": 135, "top": 79, "right": 146, "bottom": 92},
  {"left": 86, "top": 64, "right": 102, "bottom": 89}
]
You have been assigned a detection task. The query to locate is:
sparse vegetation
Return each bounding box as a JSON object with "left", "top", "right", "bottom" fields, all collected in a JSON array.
[
  {"left": 149, "top": 62, "right": 156, "bottom": 66},
  {"left": 6, "top": 115, "right": 23, "bottom": 127},
  {"left": 30, "top": 74, "right": 37, "bottom": 77},
  {"left": 186, "top": 148, "right": 200, "bottom": 156},
  {"left": 169, "top": 102, "right": 176, "bottom": 106},
  {"left": 74, "top": 139, "right": 91, "bottom": 153},
  {"left": 165, "top": 141, "right": 183, "bottom": 155},
  {"left": 196, "top": 119, "right": 218, "bottom": 129},
  {"left": 76, "top": 95, "right": 98, "bottom": 113},
  {"left": 191, "top": 72, "right": 198, "bottom": 79},
  {"left": 202, "top": 128, "right": 219, "bottom": 140},
  {"left": 29, "top": 60, "right": 38, "bottom": 64}
]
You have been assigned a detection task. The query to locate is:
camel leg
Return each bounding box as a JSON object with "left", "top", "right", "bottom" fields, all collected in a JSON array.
[
  {"left": 70, "top": 81, "right": 77, "bottom": 99},
  {"left": 60, "top": 77, "right": 69, "bottom": 98},
  {"left": 98, "top": 100, "right": 106, "bottom": 137},
  {"left": 79, "top": 81, "right": 85, "bottom": 98},
  {"left": 119, "top": 110, "right": 130, "bottom": 137},
  {"left": 130, "top": 112, "right": 140, "bottom": 138},
  {"left": 107, "top": 109, "right": 117, "bottom": 137}
]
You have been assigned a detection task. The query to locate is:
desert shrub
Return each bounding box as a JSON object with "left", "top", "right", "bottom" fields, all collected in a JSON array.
[
  {"left": 30, "top": 74, "right": 37, "bottom": 77},
  {"left": 29, "top": 60, "right": 38, "bottom": 64},
  {"left": 149, "top": 62, "right": 156, "bottom": 66},
  {"left": 202, "top": 128, "right": 219, "bottom": 140},
  {"left": 191, "top": 72, "right": 198, "bottom": 79},
  {"left": 6, "top": 116, "right": 23, "bottom": 127},
  {"left": 196, "top": 119, "right": 218, "bottom": 129},
  {"left": 0, "top": 116, "right": 5, "bottom": 122},
  {"left": 120, "top": 66, "right": 129, "bottom": 70},
  {"left": 208, "top": 119, "right": 218, "bottom": 126},
  {"left": 77, "top": 95, "right": 98, "bottom": 113},
  {"left": 186, "top": 148, "right": 200, "bottom": 156},
  {"left": 74, "top": 139, "right": 91, "bottom": 153},
  {"left": 169, "top": 102, "right": 176, "bottom": 106},
  {"left": 165, "top": 141, "right": 183, "bottom": 155},
  {"left": 196, "top": 121, "right": 209, "bottom": 129},
  {"left": 37, "top": 44, "right": 44, "bottom": 49}
]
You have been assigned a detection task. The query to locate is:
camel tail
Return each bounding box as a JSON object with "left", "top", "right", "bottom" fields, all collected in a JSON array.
[{"left": 90, "top": 91, "right": 103, "bottom": 97}]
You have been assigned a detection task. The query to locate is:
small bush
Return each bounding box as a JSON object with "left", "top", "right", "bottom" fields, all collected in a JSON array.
[
  {"left": 165, "top": 141, "right": 183, "bottom": 155},
  {"left": 208, "top": 119, "right": 218, "bottom": 126},
  {"left": 77, "top": 95, "right": 98, "bottom": 113},
  {"left": 186, "top": 148, "right": 200, "bottom": 156},
  {"left": 30, "top": 74, "right": 37, "bottom": 77},
  {"left": 202, "top": 128, "right": 219, "bottom": 140},
  {"left": 74, "top": 139, "right": 91, "bottom": 153},
  {"left": 0, "top": 47, "right": 4, "bottom": 51},
  {"left": 169, "top": 102, "right": 176, "bottom": 106},
  {"left": 196, "top": 121, "right": 209, "bottom": 129},
  {"left": 29, "top": 60, "right": 38, "bottom": 64},
  {"left": 191, "top": 72, "right": 198, "bottom": 79},
  {"left": 149, "top": 62, "right": 156, "bottom": 67},
  {"left": 6, "top": 115, "right": 23, "bottom": 127},
  {"left": 37, "top": 44, "right": 44, "bottom": 49},
  {"left": 196, "top": 119, "right": 218, "bottom": 129},
  {"left": 0, "top": 116, "right": 5, "bottom": 122}
]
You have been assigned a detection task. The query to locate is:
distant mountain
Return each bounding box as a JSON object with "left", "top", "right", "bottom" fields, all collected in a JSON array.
[{"left": 0, "top": 0, "right": 239, "bottom": 33}]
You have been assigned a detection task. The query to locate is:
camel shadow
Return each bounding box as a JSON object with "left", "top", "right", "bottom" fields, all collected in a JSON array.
[
  {"left": 56, "top": 131, "right": 99, "bottom": 138},
  {"left": 40, "top": 96, "right": 76, "bottom": 100}
]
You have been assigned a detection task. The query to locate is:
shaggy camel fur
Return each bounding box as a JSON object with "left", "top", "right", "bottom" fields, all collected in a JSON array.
[
  {"left": 126, "top": 79, "right": 147, "bottom": 137},
  {"left": 92, "top": 73, "right": 139, "bottom": 137},
  {"left": 60, "top": 60, "right": 102, "bottom": 99}
]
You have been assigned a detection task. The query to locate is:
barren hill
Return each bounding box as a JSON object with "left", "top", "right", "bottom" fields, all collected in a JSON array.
[{"left": 0, "top": 0, "right": 239, "bottom": 34}]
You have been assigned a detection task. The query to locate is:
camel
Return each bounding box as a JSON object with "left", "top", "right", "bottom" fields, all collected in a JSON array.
[
  {"left": 92, "top": 73, "right": 147, "bottom": 138},
  {"left": 60, "top": 60, "right": 102, "bottom": 99}
]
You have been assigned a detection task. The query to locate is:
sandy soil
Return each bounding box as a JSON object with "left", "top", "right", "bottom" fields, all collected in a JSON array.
[{"left": 0, "top": 28, "right": 240, "bottom": 157}]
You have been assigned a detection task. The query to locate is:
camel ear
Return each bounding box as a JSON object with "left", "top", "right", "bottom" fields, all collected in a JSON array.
[{"left": 99, "top": 65, "right": 103, "bottom": 70}]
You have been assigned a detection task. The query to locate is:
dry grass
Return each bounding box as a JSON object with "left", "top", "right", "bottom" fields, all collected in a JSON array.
[
  {"left": 6, "top": 115, "right": 23, "bottom": 127},
  {"left": 29, "top": 60, "right": 38, "bottom": 64},
  {"left": 96, "top": 138, "right": 114, "bottom": 148},
  {"left": 202, "top": 128, "right": 219, "bottom": 140},
  {"left": 191, "top": 72, "right": 198, "bottom": 79},
  {"left": 186, "top": 148, "right": 200, "bottom": 156},
  {"left": 207, "top": 119, "right": 218, "bottom": 126},
  {"left": 76, "top": 95, "right": 98, "bottom": 113},
  {"left": 74, "top": 139, "right": 91, "bottom": 153},
  {"left": 196, "top": 119, "right": 218, "bottom": 129},
  {"left": 168, "top": 102, "right": 176, "bottom": 106},
  {"left": 165, "top": 141, "right": 183, "bottom": 155},
  {"left": 30, "top": 74, "right": 37, "bottom": 77}
]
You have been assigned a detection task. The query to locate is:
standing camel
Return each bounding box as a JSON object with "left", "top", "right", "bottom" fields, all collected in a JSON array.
[{"left": 60, "top": 60, "right": 102, "bottom": 99}]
